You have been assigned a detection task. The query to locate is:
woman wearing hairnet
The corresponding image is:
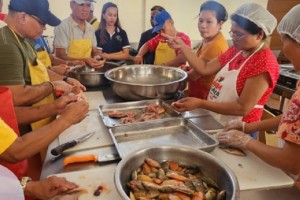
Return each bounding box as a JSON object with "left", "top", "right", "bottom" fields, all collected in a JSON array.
[
  {"left": 164, "top": 3, "right": 280, "bottom": 138},
  {"left": 218, "top": 5, "right": 300, "bottom": 189}
]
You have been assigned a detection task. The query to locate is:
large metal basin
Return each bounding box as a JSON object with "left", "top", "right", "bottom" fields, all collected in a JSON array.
[
  {"left": 115, "top": 145, "right": 239, "bottom": 200},
  {"left": 105, "top": 65, "right": 187, "bottom": 100},
  {"left": 69, "top": 62, "right": 120, "bottom": 87}
]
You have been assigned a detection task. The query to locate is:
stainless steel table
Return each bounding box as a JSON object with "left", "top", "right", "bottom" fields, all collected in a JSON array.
[{"left": 41, "top": 87, "right": 299, "bottom": 199}]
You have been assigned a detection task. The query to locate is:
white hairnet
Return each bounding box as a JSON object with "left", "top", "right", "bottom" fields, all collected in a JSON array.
[
  {"left": 277, "top": 4, "right": 300, "bottom": 44},
  {"left": 233, "top": 3, "right": 277, "bottom": 36}
]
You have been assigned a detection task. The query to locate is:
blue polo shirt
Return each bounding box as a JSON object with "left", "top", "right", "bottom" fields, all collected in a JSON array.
[{"left": 95, "top": 27, "right": 130, "bottom": 60}]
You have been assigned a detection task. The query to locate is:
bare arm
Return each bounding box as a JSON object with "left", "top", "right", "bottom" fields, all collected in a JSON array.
[
  {"left": 162, "top": 33, "right": 222, "bottom": 75},
  {"left": 134, "top": 44, "right": 150, "bottom": 64},
  {"left": 247, "top": 139, "right": 300, "bottom": 175},
  {"left": 14, "top": 95, "right": 78, "bottom": 125},
  {"left": 0, "top": 100, "right": 89, "bottom": 162},
  {"left": 244, "top": 115, "right": 282, "bottom": 133},
  {"left": 6, "top": 83, "right": 53, "bottom": 106}
]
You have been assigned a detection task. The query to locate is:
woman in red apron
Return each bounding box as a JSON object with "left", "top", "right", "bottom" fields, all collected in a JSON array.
[{"left": 218, "top": 5, "right": 300, "bottom": 188}]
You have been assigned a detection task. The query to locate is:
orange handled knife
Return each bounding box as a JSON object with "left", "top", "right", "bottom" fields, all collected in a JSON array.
[{"left": 63, "top": 154, "right": 120, "bottom": 166}]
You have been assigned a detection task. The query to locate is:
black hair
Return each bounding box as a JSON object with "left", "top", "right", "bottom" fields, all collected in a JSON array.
[
  {"left": 199, "top": 0, "right": 228, "bottom": 23},
  {"left": 99, "top": 2, "right": 121, "bottom": 44},
  {"left": 230, "top": 14, "right": 266, "bottom": 39},
  {"left": 151, "top": 5, "right": 165, "bottom": 12}
]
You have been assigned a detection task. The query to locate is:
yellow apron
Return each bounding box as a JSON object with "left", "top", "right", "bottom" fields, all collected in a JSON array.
[
  {"left": 154, "top": 41, "right": 176, "bottom": 65},
  {"left": 67, "top": 19, "right": 93, "bottom": 58},
  {"left": 36, "top": 49, "right": 52, "bottom": 68},
  {"left": 11, "top": 30, "right": 55, "bottom": 130}
]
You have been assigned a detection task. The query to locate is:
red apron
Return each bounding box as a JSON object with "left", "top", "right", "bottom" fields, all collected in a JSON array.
[{"left": 0, "top": 87, "right": 28, "bottom": 178}]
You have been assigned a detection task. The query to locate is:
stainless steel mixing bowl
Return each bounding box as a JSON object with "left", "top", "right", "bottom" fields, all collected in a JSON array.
[
  {"left": 105, "top": 65, "right": 187, "bottom": 100},
  {"left": 69, "top": 62, "right": 120, "bottom": 87},
  {"left": 115, "top": 145, "right": 239, "bottom": 200}
]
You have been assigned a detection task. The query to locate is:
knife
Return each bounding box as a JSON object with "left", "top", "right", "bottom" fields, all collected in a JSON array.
[
  {"left": 51, "top": 131, "right": 95, "bottom": 156},
  {"left": 63, "top": 153, "right": 120, "bottom": 166}
]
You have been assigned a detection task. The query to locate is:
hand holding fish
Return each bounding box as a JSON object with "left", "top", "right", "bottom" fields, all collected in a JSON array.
[{"left": 217, "top": 130, "right": 253, "bottom": 148}]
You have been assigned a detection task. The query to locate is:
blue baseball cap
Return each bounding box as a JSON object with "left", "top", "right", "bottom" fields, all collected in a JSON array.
[
  {"left": 9, "top": 0, "right": 61, "bottom": 27},
  {"left": 152, "top": 10, "right": 171, "bottom": 33}
]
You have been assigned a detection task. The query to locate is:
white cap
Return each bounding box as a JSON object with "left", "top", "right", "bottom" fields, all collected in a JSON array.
[
  {"left": 277, "top": 4, "right": 300, "bottom": 44},
  {"left": 233, "top": 3, "right": 277, "bottom": 36}
]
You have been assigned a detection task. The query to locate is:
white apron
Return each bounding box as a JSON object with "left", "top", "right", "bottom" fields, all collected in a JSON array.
[{"left": 207, "top": 43, "right": 264, "bottom": 125}]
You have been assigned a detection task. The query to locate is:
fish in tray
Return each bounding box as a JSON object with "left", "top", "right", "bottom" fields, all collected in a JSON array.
[
  {"left": 107, "top": 103, "right": 166, "bottom": 124},
  {"left": 219, "top": 145, "right": 246, "bottom": 156}
]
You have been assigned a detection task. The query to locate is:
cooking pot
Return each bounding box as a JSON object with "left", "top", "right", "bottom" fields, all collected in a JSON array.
[
  {"left": 115, "top": 145, "right": 239, "bottom": 200},
  {"left": 105, "top": 65, "right": 187, "bottom": 100},
  {"left": 68, "top": 62, "right": 120, "bottom": 87}
]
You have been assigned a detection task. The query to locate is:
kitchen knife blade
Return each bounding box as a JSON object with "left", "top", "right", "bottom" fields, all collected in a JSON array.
[
  {"left": 63, "top": 153, "right": 120, "bottom": 166},
  {"left": 51, "top": 131, "right": 95, "bottom": 156}
]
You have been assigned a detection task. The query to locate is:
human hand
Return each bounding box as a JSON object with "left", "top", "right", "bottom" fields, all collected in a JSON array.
[
  {"left": 217, "top": 130, "right": 253, "bottom": 149},
  {"left": 134, "top": 55, "right": 143, "bottom": 64},
  {"left": 53, "top": 95, "right": 78, "bottom": 114},
  {"left": 59, "top": 99, "right": 89, "bottom": 125},
  {"left": 161, "top": 33, "right": 184, "bottom": 49},
  {"left": 171, "top": 97, "right": 202, "bottom": 112},
  {"left": 224, "top": 119, "right": 244, "bottom": 132},
  {"left": 50, "top": 64, "right": 71, "bottom": 76},
  {"left": 25, "top": 176, "right": 78, "bottom": 200},
  {"left": 85, "top": 58, "right": 105, "bottom": 68},
  {"left": 52, "top": 80, "right": 74, "bottom": 94},
  {"left": 66, "top": 78, "right": 86, "bottom": 91},
  {"left": 66, "top": 60, "right": 85, "bottom": 66}
]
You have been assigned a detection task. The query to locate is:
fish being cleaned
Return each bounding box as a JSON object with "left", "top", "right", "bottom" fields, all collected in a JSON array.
[{"left": 219, "top": 145, "right": 246, "bottom": 156}]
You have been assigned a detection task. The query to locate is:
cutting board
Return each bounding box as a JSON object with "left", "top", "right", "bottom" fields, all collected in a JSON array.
[
  {"left": 51, "top": 164, "right": 122, "bottom": 200},
  {"left": 84, "top": 91, "right": 106, "bottom": 110},
  {"left": 58, "top": 109, "right": 113, "bottom": 153},
  {"left": 211, "top": 148, "right": 294, "bottom": 190}
]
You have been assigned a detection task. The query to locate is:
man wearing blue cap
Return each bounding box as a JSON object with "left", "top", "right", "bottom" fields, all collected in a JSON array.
[
  {"left": 0, "top": 0, "right": 89, "bottom": 179},
  {"left": 54, "top": 0, "right": 103, "bottom": 68},
  {"left": 135, "top": 10, "right": 191, "bottom": 67}
]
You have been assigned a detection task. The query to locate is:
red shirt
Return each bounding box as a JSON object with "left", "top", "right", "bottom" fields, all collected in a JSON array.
[
  {"left": 0, "top": 13, "right": 6, "bottom": 21},
  {"left": 218, "top": 46, "right": 280, "bottom": 122},
  {"left": 146, "top": 32, "right": 191, "bottom": 55}
]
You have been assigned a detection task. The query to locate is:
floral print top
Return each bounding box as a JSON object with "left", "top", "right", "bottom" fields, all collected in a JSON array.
[{"left": 277, "top": 81, "right": 300, "bottom": 144}]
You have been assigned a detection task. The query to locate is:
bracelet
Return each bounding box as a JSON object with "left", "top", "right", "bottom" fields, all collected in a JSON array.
[
  {"left": 63, "top": 76, "right": 69, "bottom": 82},
  {"left": 20, "top": 176, "right": 32, "bottom": 191},
  {"left": 48, "top": 81, "right": 55, "bottom": 92},
  {"left": 242, "top": 122, "right": 245, "bottom": 133}
]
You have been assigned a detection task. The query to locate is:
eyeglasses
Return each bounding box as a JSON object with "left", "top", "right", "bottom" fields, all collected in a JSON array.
[
  {"left": 29, "top": 15, "right": 46, "bottom": 27},
  {"left": 229, "top": 30, "right": 248, "bottom": 40}
]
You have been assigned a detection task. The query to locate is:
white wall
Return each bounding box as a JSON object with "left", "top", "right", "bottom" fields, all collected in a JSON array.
[{"left": 2, "top": 0, "right": 268, "bottom": 43}]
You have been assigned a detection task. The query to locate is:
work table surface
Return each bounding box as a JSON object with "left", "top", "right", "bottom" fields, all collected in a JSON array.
[{"left": 41, "top": 87, "right": 299, "bottom": 199}]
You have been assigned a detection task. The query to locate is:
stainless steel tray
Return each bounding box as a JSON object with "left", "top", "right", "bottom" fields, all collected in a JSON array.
[
  {"left": 98, "top": 99, "right": 181, "bottom": 127},
  {"left": 108, "top": 118, "right": 219, "bottom": 158}
]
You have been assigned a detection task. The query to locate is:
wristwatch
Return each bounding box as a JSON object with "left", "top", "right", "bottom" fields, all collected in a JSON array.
[{"left": 20, "top": 176, "right": 32, "bottom": 190}]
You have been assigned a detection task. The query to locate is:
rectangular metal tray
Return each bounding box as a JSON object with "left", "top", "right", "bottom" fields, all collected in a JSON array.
[
  {"left": 108, "top": 118, "right": 219, "bottom": 158},
  {"left": 98, "top": 99, "right": 181, "bottom": 127}
]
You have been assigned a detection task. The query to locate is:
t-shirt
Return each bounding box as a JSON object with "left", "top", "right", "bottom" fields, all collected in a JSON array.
[
  {"left": 277, "top": 81, "right": 300, "bottom": 145},
  {"left": 147, "top": 32, "right": 191, "bottom": 55},
  {"left": 218, "top": 46, "right": 280, "bottom": 123},
  {"left": 95, "top": 27, "right": 130, "bottom": 54},
  {"left": 0, "top": 26, "right": 36, "bottom": 85},
  {"left": 138, "top": 28, "right": 158, "bottom": 64},
  {"left": 53, "top": 16, "right": 97, "bottom": 50},
  {"left": 0, "top": 118, "right": 17, "bottom": 155},
  {"left": 188, "top": 32, "right": 228, "bottom": 99}
]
